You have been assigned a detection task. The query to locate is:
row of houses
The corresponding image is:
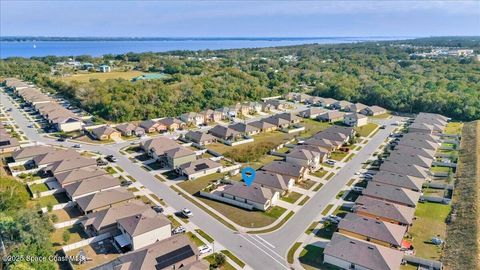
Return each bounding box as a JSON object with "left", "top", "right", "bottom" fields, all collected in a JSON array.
[
  {"left": 322, "top": 113, "right": 449, "bottom": 270},
  {"left": 202, "top": 125, "right": 356, "bottom": 211},
  {"left": 2, "top": 78, "right": 84, "bottom": 132},
  {"left": 9, "top": 145, "right": 207, "bottom": 269},
  {"left": 0, "top": 123, "right": 20, "bottom": 154}
]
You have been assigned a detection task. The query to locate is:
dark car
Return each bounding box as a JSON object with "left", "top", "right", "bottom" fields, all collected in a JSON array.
[
  {"left": 105, "top": 155, "right": 117, "bottom": 162},
  {"left": 120, "top": 180, "right": 133, "bottom": 187},
  {"left": 57, "top": 137, "right": 66, "bottom": 142},
  {"left": 151, "top": 205, "right": 164, "bottom": 213}
]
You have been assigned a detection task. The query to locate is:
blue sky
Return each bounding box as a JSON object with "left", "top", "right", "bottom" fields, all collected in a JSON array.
[{"left": 1, "top": 1, "right": 479, "bottom": 37}]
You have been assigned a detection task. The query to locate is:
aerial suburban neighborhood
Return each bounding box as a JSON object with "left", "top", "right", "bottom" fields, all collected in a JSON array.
[{"left": 1, "top": 2, "right": 479, "bottom": 269}]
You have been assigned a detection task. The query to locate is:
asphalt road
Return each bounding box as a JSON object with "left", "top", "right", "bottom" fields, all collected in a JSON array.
[{"left": 1, "top": 90, "right": 398, "bottom": 269}]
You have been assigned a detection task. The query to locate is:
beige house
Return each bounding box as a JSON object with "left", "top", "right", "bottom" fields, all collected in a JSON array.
[
  {"left": 141, "top": 137, "right": 197, "bottom": 168},
  {"left": 75, "top": 188, "right": 134, "bottom": 215},
  {"left": 115, "top": 209, "right": 172, "bottom": 251},
  {"left": 361, "top": 105, "right": 387, "bottom": 116},
  {"left": 90, "top": 125, "right": 121, "bottom": 141},
  {"left": 344, "top": 113, "right": 368, "bottom": 127},
  {"left": 180, "top": 112, "right": 205, "bottom": 126}
]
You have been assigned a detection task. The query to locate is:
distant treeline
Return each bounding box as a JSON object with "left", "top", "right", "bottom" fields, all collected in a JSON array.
[{"left": 1, "top": 37, "right": 479, "bottom": 122}]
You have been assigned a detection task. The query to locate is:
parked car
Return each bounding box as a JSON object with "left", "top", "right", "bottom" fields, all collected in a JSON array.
[
  {"left": 105, "top": 155, "right": 117, "bottom": 162},
  {"left": 363, "top": 173, "right": 373, "bottom": 179},
  {"left": 120, "top": 180, "right": 133, "bottom": 187},
  {"left": 27, "top": 124, "right": 34, "bottom": 128},
  {"left": 72, "top": 144, "right": 81, "bottom": 148},
  {"left": 181, "top": 208, "right": 193, "bottom": 218},
  {"left": 380, "top": 125, "right": 386, "bottom": 129},
  {"left": 326, "top": 160, "right": 335, "bottom": 165},
  {"left": 96, "top": 159, "right": 108, "bottom": 166},
  {"left": 198, "top": 245, "right": 212, "bottom": 254},
  {"left": 352, "top": 186, "right": 364, "bottom": 192},
  {"left": 57, "top": 137, "right": 66, "bottom": 142},
  {"left": 172, "top": 226, "right": 186, "bottom": 235},
  {"left": 151, "top": 205, "right": 164, "bottom": 213},
  {"left": 6, "top": 108, "right": 12, "bottom": 112}
]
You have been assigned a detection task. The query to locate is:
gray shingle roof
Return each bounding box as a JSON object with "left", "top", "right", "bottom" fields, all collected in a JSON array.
[
  {"left": 223, "top": 183, "right": 273, "bottom": 204},
  {"left": 262, "top": 161, "right": 305, "bottom": 178},
  {"left": 117, "top": 209, "right": 171, "bottom": 237},
  {"left": 76, "top": 188, "right": 134, "bottom": 213},
  {"left": 64, "top": 175, "right": 120, "bottom": 198},
  {"left": 353, "top": 196, "right": 415, "bottom": 225},
  {"left": 371, "top": 171, "right": 424, "bottom": 191},
  {"left": 363, "top": 182, "right": 421, "bottom": 207},
  {"left": 379, "top": 161, "right": 429, "bottom": 179}
]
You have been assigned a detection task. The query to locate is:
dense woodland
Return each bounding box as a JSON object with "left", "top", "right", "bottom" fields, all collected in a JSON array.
[
  {"left": 0, "top": 175, "right": 56, "bottom": 270},
  {"left": 1, "top": 37, "right": 479, "bottom": 122}
]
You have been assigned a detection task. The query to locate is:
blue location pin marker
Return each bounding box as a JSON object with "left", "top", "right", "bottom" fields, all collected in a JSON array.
[{"left": 241, "top": 167, "right": 256, "bottom": 187}]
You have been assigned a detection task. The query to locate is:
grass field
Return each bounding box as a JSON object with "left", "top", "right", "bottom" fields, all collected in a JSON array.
[
  {"left": 54, "top": 70, "right": 143, "bottom": 83},
  {"left": 355, "top": 123, "right": 379, "bottom": 137},
  {"left": 443, "top": 121, "right": 478, "bottom": 270},
  {"left": 444, "top": 122, "right": 464, "bottom": 135},
  {"left": 407, "top": 202, "right": 451, "bottom": 260},
  {"left": 280, "top": 191, "right": 303, "bottom": 204},
  {"left": 177, "top": 173, "right": 225, "bottom": 194}
]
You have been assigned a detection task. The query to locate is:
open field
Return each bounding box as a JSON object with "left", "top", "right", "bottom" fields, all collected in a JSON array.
[
  {"left": 443, "top": 121, "right": 479, "bottom": 270},
  {"left": 407, "top": 202, "right": 451, "bottom": 260},
  {"left": 300, "top": 119, "right": 332, "bottom": 137},
  {"left": 54, "top": 70, "right": 144, "bottom": 83},
  {"left": 355, "top": 123, "right": 378, "bottom": 137}
]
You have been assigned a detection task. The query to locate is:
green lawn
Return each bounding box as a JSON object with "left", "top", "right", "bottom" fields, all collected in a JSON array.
[
  {"left": 321, "top": 204, "right": 334, "bottom": 215},
  {"left": 194, "top": 229, "right": 214, "bottom": 243},
  {"left": 305, "top": 221, "right": 320, "bottom": 235},
  {"left": 208, "top": 131, "right": 294, "bottom": 155},
  {"left": 431, "top": 166, "right": 452, "bottom": 173},
  {"left": 407, "top": 202, "right": 451, "bottom": 260},
  {"left": 105, "top": 166, "right": 116, "bottom": 174},
  {"left": 29, "top": 183, "right": 49, "bottom": 193},
  {"left": 301, "top": 119, "right": 332, "bottom": 137},
  {"left": 33, "top": 193, "right": 69, "bottom": 208},
  {"left": 281, "top": 191, "right": 303, "bottom": 204},
  {"left": 355, "top": 123, "right": 379, "bottom": 137},
  {"left": 177, "top": 173, "right": 225, "bottom": 194},
  {"left": 325, "top": 172, "right": 335, "bottom": 180},
  {"left": 186, "top": 231, "right": 206, "bottom": 247},
  {"left": 50, "top": 224, "right": 89, "bottom": 246},
  {"left": 247, "top": 211, "right": 294, "bottom": 233},
  {"left": 313, "top": 183, "right": 324, "bottom": 192},
  {"left": 297, "top": 179, "right": 316, "bottom": 190},
  {"left": 167, "top": 215, "right": 182, "bottom": 228},
  {"left": 204, "top": 254, "right": 236, "bottom": 270},
  {"left": 311, "top": 169, "right": 328, "bottom": 178},
  {"left": 298, "top": 196, "right": 310, "bottom": 206},
  {"left": 314, "top": 222, "right": 337, "bottom": 239},
  {"left": 330, "top": 151, "right": 348, "bottom": 161},
  {"left": 443, "top": 122, "right": 463, "bottom": 135},
  {"left": 220, "top": 250, "right": 246, "bottom": 268},
  {"left": 287, "top": 242, "right": 302, "bottom": 264},
  {"left": 299, "top": 245, "right": 339, "bottom": 270},
  {"left": 368, "top": 112, "right": 391, "bottom": 119}
]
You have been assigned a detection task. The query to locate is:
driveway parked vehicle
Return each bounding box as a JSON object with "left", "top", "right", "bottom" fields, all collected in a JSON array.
[
  {"left": 172, "top": 226, "right": 186, "bottom": 235},
  {"left": 198, "top": 245, "right": 212, "bottom": 254}
]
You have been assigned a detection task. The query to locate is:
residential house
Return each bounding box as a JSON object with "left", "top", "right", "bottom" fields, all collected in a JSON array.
[
  {"left": 253, "top": 171, "right": 294, "bottom": 195},
  {"left": 317, "top": 111, "right": 345, "bottom": 123},
  {"left": 181, "top": 112, "right": 205, "bottom": 126},
  {"left": 396, "top": 137, "right": 439, "bottom": 151},
  {"left": 393, "top": 145, "right": 435, "bottom": 159},
  {"left": 76, "top": 188, "right": 134, "bottom": 215},
  {"left": 54, "top": 166, "right": 108, "bottom": 187},
  {"left": 32, "top": 149, "right": 81, "bottom": 168},
  {"left": 249, "top": 120, "right": 277, "bottom": 132},
  {"left": 220, "top": 182, "right": 278, "bottom": 211},
  {"left": 0, "top": 129, "right": 20, "bottom": 153},
  {"left": 229, "top": 122, "right": 261, "bottom": 136},
  {"left": 216, "top": 107, "right": 237, "bottom": 119},
  {"left": 11, "top": 145, "right": 57, "bottom": 163},
  {"left": 139, "top": 120, "right": 162, "bottom": 133},
  {"left": 158, "top": 117, "right": 185, "bottom": 131},
  {"left": 313, "top": 132, "right": 349, "bottom": 146},
  {"left": 277, "top": 112, "right": 301, "bottom": 124},
  {"left": 263, "top": 116, "right": 290, "bottom": 128},
  {"left": 248, "top": 102, "right": 263, "bottom": 113},
  {"left": 141, "top": 137, "right": 196, "bottom": 168},
  {"left": 286, "top": 146, "right": 327, "bottom": 171},
  {"left": 285, "top": 92, "right": 299, "bottom": 101},
  {"left": 43, "top": 156, "right": 97, "bottom": 175},
  {"left": 115, "top": 123, "right": 145, "bottom": 137},
  {"left": 115, "top": 209, "right": 172, "bottom": 251},
  {"left": 306, "top": 96, "right": 323, "bottom": 106},
  {"left": 319, "top": 98, "right": 337, "bottom": 108},
  {"left": 379, "top": 161, "right": 429, "bottom": 179},
  {"left": 95, "top": 235, "right": 204, "bottom": 270},
  {"left": 353, "top": 196, "right": 415, "bottom": 226},
  {"left": 361, "top": 105, "right": 387, "bottom": 116},
  {"left": 304, "top": 138, "right": 340, "bottom": 151},
  {"left": 385, "top": 152, "right": 434, "bottom": 169},
  {"left": 239, "top": 103, "right": 252, "bottom": 116},
  {"left": 401, "top": 132, "right": 439, "bottom": 144},
  {"left": 201, "top": 109, "right": 223, "bottom": 124},
  {"left": 323, "top": 233, "right": 403, "bottom": 270},
  {"left": 208, "top": 125, "right": 242, "bottom": 140},
  {"left": 99, "top": 65, "right": 111, "bottom": 73},
  {"left": 298, "top": 107, "right": 326, "bottom": 119},
  {"left": 332, "top": 100, "right": 353, "bottom": 111},
  {"left": 362, "top": 182, "right": 421, "bottom": 208},
  {"left": 178, "top": 159, "right": 222, "bottom": 180},
  {"left": 344, "top": 113, "right": 368, "bottom": 127},
  {"left": 64, "top": 174, "right": 121, "bottom": 200},
  {"left": 82, "top": 200, "right": 151, "bottom": 236},
  {"left": 185, "top": 131, "right": 217, "bottom": 145},
  {"left": 90, "top": 125, "right": 121, "bottom": 141},
  {"left": 261, "top": 161, "right": 308, "bottom": 182},
  {"left": 260, "top": 102, "right": 273, "bottom": 112},
  {"left": 371, "top": 171, "right": 424, "bottom": 192},
  {"left": 347, "top": 102, "right": 368, "bottom": 113},
  {"left": 265, "top": 99, "right": 288, "bottom": 110},
  {"left": 337, "top": 213, "right": 407, "bottom": 248}
]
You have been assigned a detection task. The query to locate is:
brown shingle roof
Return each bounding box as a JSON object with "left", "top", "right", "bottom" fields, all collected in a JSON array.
[
  {"left": 379, "top": 161, "right": 429, "bottom": 179},
  {"left": 363, "top": 182, "right": 421, "bottom": 207},
  {"left": 261, "top": 161, "right": 305, "bottom": 178},
  {"left": 229, "top": 122, "right": 260, "bottom": 133},
  {"left": 338, "top": 213, "right": 407, "bottom": 247},
  {"left": 371, "top": 171, "right": 424, "bottom": 191},
  {"left": 117, "top": 209, "right": 171, "bottom": 237},
  {"left": 353, "top": 196, "right": 415, "bottom": 225},
  {"left": 54, "top": 166, "right": 108, "bottom": 186},
  {"left": 64, "top": 175, "right": 120, "bottom": 198},
  {"left": 223, "top": 183, "right": 273, "bottom": 204},
  {"left": 12, "top": 145, "right": 55, "bottom": 160},
  {"left": 253, "top": 171, "right": 292, "bottom": 191},
  {"left": 179, "top": 159, "right": 222, "bottom": 175},
  {"left": 76, "top": 188, "right": 134, "bottom": 213},
  {"left": 324, "top": 233, "right": 403, "bottom": 270}
]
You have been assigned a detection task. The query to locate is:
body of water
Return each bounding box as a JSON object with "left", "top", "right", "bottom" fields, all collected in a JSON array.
[{"left": 0, "top": 37, "right": 405, "bottom": 58}]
